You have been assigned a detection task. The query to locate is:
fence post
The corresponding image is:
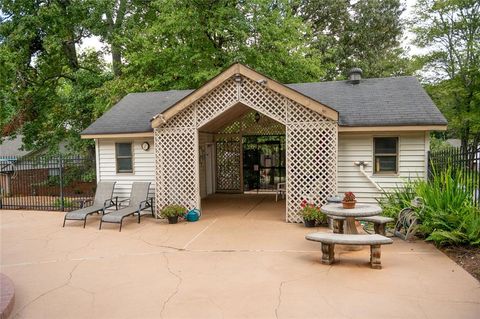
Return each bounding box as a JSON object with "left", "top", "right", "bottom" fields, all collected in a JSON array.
[{"left": 58, "top": 154, "right": 65, "bottom": 211}]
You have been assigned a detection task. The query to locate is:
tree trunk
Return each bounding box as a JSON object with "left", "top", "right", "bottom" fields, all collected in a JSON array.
[{"left": 111, "top": 44, "right": 122, "bottom": 76}]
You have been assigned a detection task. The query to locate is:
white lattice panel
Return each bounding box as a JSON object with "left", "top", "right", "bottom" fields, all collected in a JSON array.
[
  {"left": 286, "top": 122, "right": 337, "bottom": 222},
  {"left": 196, "top": 78, "right": 238, "bottom": 127},
  {"left": 155, "top": 128, "right": 198, "bottom": 214},
  {"left": 240, "top": 77, "right": 288, "bottom": 123},
  {"left": 154, "top": 74, "right": 338, "bottom": 222}
]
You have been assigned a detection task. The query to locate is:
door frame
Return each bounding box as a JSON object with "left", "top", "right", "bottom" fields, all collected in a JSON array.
[{"left": 205, "top": 143, "right": 215, "bottom": 195}]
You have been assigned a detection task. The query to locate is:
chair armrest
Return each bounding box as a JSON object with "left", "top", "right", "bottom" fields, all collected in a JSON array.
[
  {"left": 103, "top": 196, "right": 118, "bottom": 209},
  {"left": 117, "top": 198, "right": 130, "bottom": 208},
  {"left": 79, "top": 198, "right": 93, "bottom": 208},
  {"left": 138, "top": 197, "right": 154, "bottom": 212}
]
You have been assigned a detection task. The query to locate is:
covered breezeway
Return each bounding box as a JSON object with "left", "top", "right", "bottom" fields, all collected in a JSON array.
[{"left": 153, "top": 64, "right": 338, "bottom": 222}]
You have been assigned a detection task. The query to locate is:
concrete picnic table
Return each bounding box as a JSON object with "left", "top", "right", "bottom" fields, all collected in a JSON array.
[{"left": 321, "top": 203, "right": 382, "bottom": 235}]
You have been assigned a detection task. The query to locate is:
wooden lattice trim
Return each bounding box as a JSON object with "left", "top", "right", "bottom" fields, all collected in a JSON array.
[{"left": 155, "top": 73, "right": 338, "bottom": 222}]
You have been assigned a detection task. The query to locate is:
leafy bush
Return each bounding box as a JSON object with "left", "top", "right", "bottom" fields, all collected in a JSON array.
[
  {"left": 379, "top": 167, "right": 480, "bottom": 246},
  {"left": 161, "top": 205, "right": 187, "bottom": 218},
  {"left": 53, "top": 198, "right": 74, "bottom": 208}
]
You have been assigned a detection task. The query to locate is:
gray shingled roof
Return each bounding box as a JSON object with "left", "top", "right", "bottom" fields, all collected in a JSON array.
[
  {"left": 287, "top": 76, "right": 447, "bottom": 127},
  {"left": 82, "top": 76, "right": 446, "bottom": 135},
  {"left": 82, "top": 90, "right": 193, "bottom": 135}
]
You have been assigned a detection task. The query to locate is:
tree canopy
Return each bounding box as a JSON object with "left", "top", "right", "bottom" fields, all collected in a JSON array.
[
  {"left": 412, "top": 0, "right": 480, "bottom": 147},
  {"left": 3, "top": 0, "right": 473, "bottom": 153}
]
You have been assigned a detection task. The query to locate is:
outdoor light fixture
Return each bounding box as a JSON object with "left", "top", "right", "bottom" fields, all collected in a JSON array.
[
  {"left": 256, "top": 79, "right": 267, "bottom": 85},
  {"left": 234, "top": 74, "right": 242, "bottom": 83},
  {"left": 254, "top": 112, "right": 261, "bottom": 123}
]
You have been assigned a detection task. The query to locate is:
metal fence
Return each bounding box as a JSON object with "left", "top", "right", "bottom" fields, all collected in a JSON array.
[
  {"left": 0, "top": 154, "right": 96, "bottom": 211},
  {"left": 428, "top": 145, "right": 480, "bottom": 206}
]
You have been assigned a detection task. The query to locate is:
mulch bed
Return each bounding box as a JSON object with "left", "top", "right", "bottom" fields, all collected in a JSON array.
[{"left": 440, "top": 246, "right": 480, "bottom": 281}]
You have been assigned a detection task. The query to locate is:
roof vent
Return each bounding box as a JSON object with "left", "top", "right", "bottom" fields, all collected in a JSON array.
[{"left": 348, "top": 67, "right": 362, "bottom": 84}]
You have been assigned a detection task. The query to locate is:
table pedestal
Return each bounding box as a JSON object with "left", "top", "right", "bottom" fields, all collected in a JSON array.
[
  {"left": 345, "top": 217, "right": 359, "bottom": 234},
  {"left": 341, "top": 217, "right": 363, "bottom": 251}
]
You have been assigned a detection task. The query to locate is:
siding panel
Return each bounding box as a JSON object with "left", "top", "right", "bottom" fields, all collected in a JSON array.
[
  {"left": 97, "top": 138, "right": 155, "bottom": 201},
  {"left": 338, "top": 132, "right": 427, "bottom": 203}
]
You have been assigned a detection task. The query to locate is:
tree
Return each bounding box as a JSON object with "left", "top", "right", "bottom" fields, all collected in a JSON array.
[
  {"left": 412, "top": 0, "right": 480, "bottom": 147},
  {"left": 119, "top": 0, "right": 325, "bottom": 91},
  {"left": 299, "top": 0, "right": 410, "bottom": 79},
  {"left": 0, "top": 0, "right": 106, "bottom": 153},
  {"left": 85, "top": 0, "right": 154, "bottom": 77}
]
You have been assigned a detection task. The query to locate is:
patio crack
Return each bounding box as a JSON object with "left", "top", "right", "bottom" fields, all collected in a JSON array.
[
  {"left": 13, "top": 261, "right": 84, "bottom": 318},
  {"left": 160, "top": 252, "right": 182, "bottom": 318},
  {"left": 274, "top": 280, "right": 286, "bottom": 319},
  {"left": 139, "top": 236, "right": 183, "bottom": 252}
]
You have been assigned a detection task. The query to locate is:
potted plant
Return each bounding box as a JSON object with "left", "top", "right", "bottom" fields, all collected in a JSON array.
[
  {"left": 300, "top": 200, "right": 327, "bottom": 227},
  {"left": 342, "top": 192, "right": 356, "bottom": 209},
  {"left": 161, "top": 204, "right": 187, "bottom": 224}
]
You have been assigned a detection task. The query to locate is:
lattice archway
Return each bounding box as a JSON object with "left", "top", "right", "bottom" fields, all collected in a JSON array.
[{"left": 154, "top": 75, "right": 337, "bottom": 222}]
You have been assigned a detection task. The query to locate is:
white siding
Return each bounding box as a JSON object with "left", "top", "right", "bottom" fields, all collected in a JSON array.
[
  {"left": 97, "top": 138, "right": 155, "bottom": 201},
  {"left": 338, "top": 132, "right": 428, "bottom": 203}
]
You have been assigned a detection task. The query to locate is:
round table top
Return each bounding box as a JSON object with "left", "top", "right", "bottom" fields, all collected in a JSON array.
[{"left": 321, "top": 203, "right": 382, "bottom": 217}]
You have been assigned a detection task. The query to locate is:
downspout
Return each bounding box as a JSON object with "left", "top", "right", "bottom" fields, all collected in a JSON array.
[{"left": 354, "top": 161, "right": 382, "bottom": 191}]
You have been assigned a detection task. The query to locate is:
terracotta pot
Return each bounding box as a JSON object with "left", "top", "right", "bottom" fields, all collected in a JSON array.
[
  {"left": 342, "top": 200, "right": 356, "bottom": 209},
  {"left": 303, "top": 219, "right": 316, "bottom": 227}
]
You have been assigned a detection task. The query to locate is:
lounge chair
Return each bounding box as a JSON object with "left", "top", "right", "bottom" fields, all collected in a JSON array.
[
  {"left": 99, "top": 182, "right": 154, "bottom": 231},
  {"left": 63, "top": 181, "right": 117, "bottom": 228}
]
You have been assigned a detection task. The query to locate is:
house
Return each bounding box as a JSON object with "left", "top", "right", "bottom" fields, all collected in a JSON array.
[{"left": 81, "top": 63, "right": 447, "bottom": 222}]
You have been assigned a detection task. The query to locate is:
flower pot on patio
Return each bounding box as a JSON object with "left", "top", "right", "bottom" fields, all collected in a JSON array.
[
  {"left": 161, "top": 204, "right": 187, "bottom": 224},
  {"left": 303, "top": 219, "right": 316, "bottom": 227},
  {"left": 167, "top": 216, "right": 179, "bottom": 224}
]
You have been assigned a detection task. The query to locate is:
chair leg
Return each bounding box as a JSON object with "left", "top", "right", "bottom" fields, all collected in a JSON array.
[
  {"left": 63, "top": 217, "right": 67, "bottom": 227},
  {"left": 321, "top": 243, "right": 335, "bottom": 265},
  {"left": 83, "top": 218, "right": 87, "bottom": 228},
  {"left": 138, "top": 211, "right": 141, "bottom": 223},
  {"left": 119, "top": 218, "right": 123, "bottom": 232},
  {"left": 370, "top": 245, "right": 382, "bottom": 269},
  {"left": 99, "top": 219, "right": 103, "bottom": 230}
]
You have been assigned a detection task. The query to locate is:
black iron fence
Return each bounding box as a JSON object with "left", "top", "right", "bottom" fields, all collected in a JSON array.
[
  {"left": 0, "top": 154, "right": 96, "bottom": 211},
  {"left": 428, "top": 145, "right": 480, "bottom": 206}
]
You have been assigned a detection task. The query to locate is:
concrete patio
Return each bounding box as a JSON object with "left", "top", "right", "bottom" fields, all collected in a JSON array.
[{"left": 1, "top": 194, "right": 479, "bottom": 319}]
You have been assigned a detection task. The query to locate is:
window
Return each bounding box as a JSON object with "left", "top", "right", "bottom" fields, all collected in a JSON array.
[
  {"left": 116, "top": 143, "right": 133, "bottom": 173},
  {"left": 374, "top": 137, "right": 398, "bottom": 174}
]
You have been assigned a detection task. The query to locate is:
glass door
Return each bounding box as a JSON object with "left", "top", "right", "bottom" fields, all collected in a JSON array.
[{"left": 242, "top": 135, "right": 286, "bottom": 192}]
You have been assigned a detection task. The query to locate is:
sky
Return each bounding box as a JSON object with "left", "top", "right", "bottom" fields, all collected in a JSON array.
[{"left": 78, "top": 0, "right": 426, "bottom": 64}]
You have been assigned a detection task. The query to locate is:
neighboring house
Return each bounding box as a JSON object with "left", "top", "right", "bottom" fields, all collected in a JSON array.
[
  {"left": 81, "top": 63, "right": 447, "bottom": 222},
  {"left": 0, "top": 136, "right": 30, "bottom": 196},
  {"left": 0, "top": 135, "right": 68, "bottom": 197}
]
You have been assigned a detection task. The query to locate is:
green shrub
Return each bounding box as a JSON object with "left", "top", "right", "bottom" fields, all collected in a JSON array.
[
  {"left": 379, "top": 167, "right": 480, "bottom": 246},
  {"left": 53, "top": 198, "right": 74, "bottom": 208},
  {"left": 378, "top": 179, "right": 417, "bottom": 219},
  {"left": 161, "top": 205, "right": 187, "bottom": 218}
]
